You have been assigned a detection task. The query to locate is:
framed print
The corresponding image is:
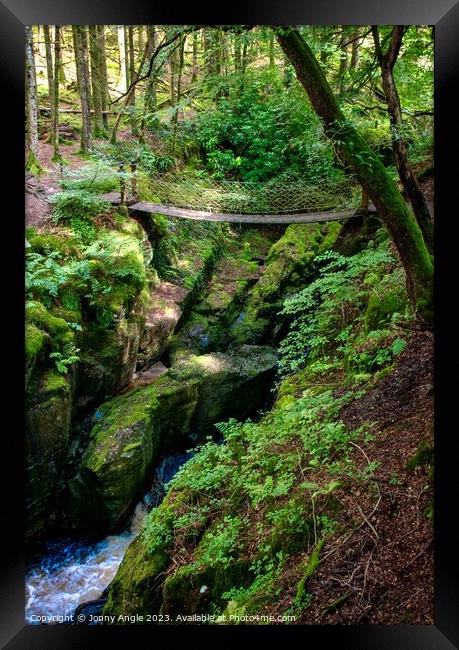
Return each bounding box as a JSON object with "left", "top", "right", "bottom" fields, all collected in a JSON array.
[{"left": 1, "top": 0, "right": 458, "bottom": 647}]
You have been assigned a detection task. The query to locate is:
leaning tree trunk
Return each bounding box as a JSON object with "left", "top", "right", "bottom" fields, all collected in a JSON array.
[
  {"left": 43, "top": 25, "right": 54, "bottom": 143},
  {"left": 73, "top": 25, "right": 92, "bottom": 152},
  {"left": 25, "top": 26, "right": 40, "bottom": 172},
  {"left": 52, "top": 25, "right": 61, "bottom": 160},
  {"left": 372, "top": 26, "right": 434, "bottom": 254},
  {"left": 275, "top": 26, "right": 433, "bottom": 324}
]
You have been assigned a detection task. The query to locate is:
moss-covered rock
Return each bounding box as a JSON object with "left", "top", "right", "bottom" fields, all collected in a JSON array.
[
  {"left": 230, "top": 222, "right": 341, "bottom": 346},
  {"left": 65, "top": 373, "right": 199, "bottom": 533},
  {"left": 169, "top": 344, "right": 277, "bottom": 432},
  {"left": 137, "top": 281, "right": 189, "bottom": 368},
  {"left": 103, "top": 532, "right": 170, "bottom": 619},
  {"left": 25, "top": 369, "right": 74, "bottom": 541}
]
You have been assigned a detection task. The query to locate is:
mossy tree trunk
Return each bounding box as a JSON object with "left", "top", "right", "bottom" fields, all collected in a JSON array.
[
  {"left": 52, "top": 25, "right": 61, "bottom": 160},
  {"left": 372, "top": 26, "right": 434, "bottom": 254},
  {"left": 72, "top": 25, "right": 92, "bottom": 153},
  {"left": 43, "top": 25, "right": 54, "bottom": 143},
  {"left": 25, "top": 26, "right": 41, "bottom": 173},
  {"left": 275, "top": 26, "right": 433, "bottom": 324}
]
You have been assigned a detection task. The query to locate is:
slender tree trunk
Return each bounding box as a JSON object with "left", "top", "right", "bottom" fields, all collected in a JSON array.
[
  {"left": 52, "top": 25, "right": 61, "bottom": 159},
  {"left": 275, "top": 26, "right": 433, "bottom": 324},
  {"left": 137, "top": 25, "right": 144, "bottom": 59},
  {"left": 234, "top": 33, "right": 241, "bottom": 73},
  {"left": 43, "top": 25, "right": 54, "bottom": 143},
  {"left": 337, "top": 29, "right": 350, "bottom": 96},
  {"left": 128, "top": 26, "right": 136, "bottom": 105},
  {"left": 350, "top": 29, "right": 361, "bottom": 72},
  {"left": 97, "top": 26, "right": 110, "bottom": 130},
  {"left": 58, "top": 27, "right": 66, "bottom": 83},
  {"left": 372, "top": 26, "right": 434, "bottom": 254},
  {"left": 89, "top": 25, "right": 104, "bottom": 137},
  {"left": 145, "top": 26, "right": 157, "bottom": 113},
  {"left": 73, "top": 25, "right": 92, "bottom": 152},
  {"left": 192, "top": 31, "right": 198, "bottom": 82},
  {"left": 25, "top": 26, "right": 40, "bottom": 172},
  {"left": 117, "top": 25, "right": 127, "bottom": 94},
  {"left": 269, "top": 31, "right": 275, "bottom": 68},
  {"left": 72, "top": 27, "right": 81, "bottom": 95},
  {"left": 241, "top": 40, "right": 248, "bottom": 75},
  {"left": 172, "top": 35, "right": 185, "bottom": 150}
]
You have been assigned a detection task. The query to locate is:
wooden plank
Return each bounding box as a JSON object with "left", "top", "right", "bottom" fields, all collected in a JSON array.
[{"left": 127, "top": 202, "right": 358, "bottom": 224}]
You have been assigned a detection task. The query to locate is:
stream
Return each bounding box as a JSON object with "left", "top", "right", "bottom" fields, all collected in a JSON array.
[{"left": 25, "top": 450, "right": 193, "bottom": 624}]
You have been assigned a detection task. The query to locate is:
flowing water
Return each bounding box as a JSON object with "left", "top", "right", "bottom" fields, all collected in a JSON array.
[{"left": 25, "top": 451, "right": 193, "bottom": 624}]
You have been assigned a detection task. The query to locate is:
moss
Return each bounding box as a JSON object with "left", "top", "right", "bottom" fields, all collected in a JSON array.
[
  {"left": 28, "top": 231, "right": 79, "bottom": 257},
  {"left": 294, "top": 537, "right": 326, "bottom": 605},
  {"left": 25, "top": 323, "right": 47, "bottom": 363},
  {"left": 364, "top": 287, "right": 407, "bottom": 331},
  {"left": 406, "top": 441, "right": 434, "bottom": 471},
  {"left": 103, "top": 533, "right": 170, "bottom": 619},
  {"left": 42, "top": 369, "right": 71, "bottom": 395}
]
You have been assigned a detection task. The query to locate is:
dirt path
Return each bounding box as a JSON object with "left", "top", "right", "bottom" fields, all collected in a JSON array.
[{"left": 26, "top": 140, "right": 89, "bottom": 230}]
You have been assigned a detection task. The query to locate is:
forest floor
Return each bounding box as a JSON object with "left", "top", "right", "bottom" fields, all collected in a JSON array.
[
  {"left": 268, "top": 330, "right": 434, "bottom": 624},
  {"left": 25, "top": 127, "right": 141, "bottom": 231}
]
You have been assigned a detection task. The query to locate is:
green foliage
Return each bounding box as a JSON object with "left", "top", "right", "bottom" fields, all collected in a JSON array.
[
  {"left": 51, "top": 189, "right": 110, "bottom": 223},
  {"left": 187, "top": 70, "right": 340, "bottom": 182},
  {"left": 278, "top": 235, "right": 411, "bottom": 378},
  {"left": 60, "top": 161, "right": 119, "bottom": 194},
  {"left": 49, "top": 343, "right": 80, "bottom": 374}
]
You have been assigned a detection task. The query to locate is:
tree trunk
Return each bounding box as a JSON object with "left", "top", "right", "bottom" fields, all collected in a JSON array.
[
  {"left": 52, "top": 25, "right": 61, "bottom": 159},
  {"left": 25, "top": 26, "right": 40, "bottom": 171},
  {"left": 269, "top": 31, "right": 275, "bottom": 68},
  {"left": 117, "top": 25, "right": 127, "bottom": 94},
  {"left": 128, "top": 26, "right": 136, "bottom": 106},
  {"left": 337, "top": 28, "right": 350, "bottom": 96},
  {"left": 89, "top": 25, "right": 104, "bottom": 137},
  {"left": 171, "top": 35, "right": 185, "bottom": 150},
  {"left": 234, "top": 33, "right": 241, "bottom": 73},
  {"left": 275, "top": 26, "right": 433, "bottom": 324},
  {"left": 192, "top": 31, "right": 198, "bottom": 82},
  {"left": 73, "top": 25, "right": 92, "bottom": 152},
  {"left": 350, "top": 29, "right": 361, "bottom": 72},
  {"left": 97, "top": 26, "right": 110, "bottom": 130},
  {"left": 72, "top": 27, "right": 81, "bottom": 95},
  {"left": 145, "top": 26, "right": 157, "bottom": 113},
  {"left": 372, "top": 26, "right": 434, "bottom": 254},
  {"left": 43, "top": 25, "right": 54, "bottom": 143}
]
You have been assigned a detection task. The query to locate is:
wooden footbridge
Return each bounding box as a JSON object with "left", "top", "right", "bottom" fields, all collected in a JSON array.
[
  {"left": 100, "top": 171, "right": 375, "bottom": 225},
  {"left": 101, "top": 193, "right": 367, "bottom": 225}
]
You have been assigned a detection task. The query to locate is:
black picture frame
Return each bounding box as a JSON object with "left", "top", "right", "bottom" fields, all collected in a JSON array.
[{"left": 1, "top": 1, "right": 458, "bottom": 647}]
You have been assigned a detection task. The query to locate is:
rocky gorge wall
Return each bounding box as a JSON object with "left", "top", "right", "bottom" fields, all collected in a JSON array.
[{"left": 25, "top": 211, "right": 341, "bottom": 544}]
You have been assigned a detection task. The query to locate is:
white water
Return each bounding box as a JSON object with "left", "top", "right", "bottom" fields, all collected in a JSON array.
[{"left": 25, "top": 451, "right": 192, "bottom": 624}]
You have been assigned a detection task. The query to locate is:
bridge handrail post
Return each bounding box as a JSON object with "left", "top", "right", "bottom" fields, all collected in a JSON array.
[
  {"left": 118, "top": 162, "right": 126, "bottom": 205},
  {"left": 130, "top": 160, "right": 138, "bottom": 199}
]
